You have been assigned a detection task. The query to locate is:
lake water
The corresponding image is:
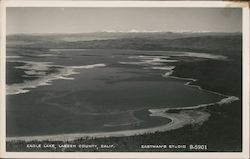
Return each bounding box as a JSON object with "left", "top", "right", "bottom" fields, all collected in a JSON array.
[{"left": 6, "top": 49, "right": 224, "bottom": 137}]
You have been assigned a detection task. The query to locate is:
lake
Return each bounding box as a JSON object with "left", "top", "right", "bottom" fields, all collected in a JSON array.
[{"left": 6, "top": 49, "right": 225, "bottom": 137}]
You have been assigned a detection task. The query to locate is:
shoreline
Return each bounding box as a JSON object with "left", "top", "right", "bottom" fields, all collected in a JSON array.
[
  {"left": 6, "top": 53, "right": 239, "bottom": 142},
  {"left": 6, "top": 60, "right": 106, "bottom": 95},
  {"left": 153, "top": 74, "right": 239, "bottom": 112},
  {"left": 7, "top": 110, "right": 210, "bottom": 142}
]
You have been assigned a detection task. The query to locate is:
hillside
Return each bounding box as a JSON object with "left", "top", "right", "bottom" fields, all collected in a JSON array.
[{"left": 7, "top": 33, "right": 242, "bottom": 57}]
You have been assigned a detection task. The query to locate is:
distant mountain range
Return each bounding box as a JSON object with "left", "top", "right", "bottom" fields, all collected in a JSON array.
[
  {"left": 7, "top": 32, "right": 242, "bottom": 57},
  {"left": 7, "top": 31, "right": 241, "bottom": 42}
]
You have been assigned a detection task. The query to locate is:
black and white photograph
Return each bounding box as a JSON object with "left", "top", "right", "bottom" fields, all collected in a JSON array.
[{"left": 0, "top": 1, "right": 249, "bottom": 158}]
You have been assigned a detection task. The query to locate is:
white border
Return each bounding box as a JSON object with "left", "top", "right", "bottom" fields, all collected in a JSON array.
[
  {"left": 0, "top": 0, "right": 6, "bottom": 158},
  {"left": 242, "top": 6, "right": 250, "bottom": 159},
  {"left": 0, "top": 1, "right": 249, "bottom": 158},
  {"left": 2, "top": 0, "right": 249, "bottom": 7}
]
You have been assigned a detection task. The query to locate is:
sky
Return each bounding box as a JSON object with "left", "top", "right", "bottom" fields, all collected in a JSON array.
[{"left": 7, "top": 7, "right": 242, "bottom": 34}]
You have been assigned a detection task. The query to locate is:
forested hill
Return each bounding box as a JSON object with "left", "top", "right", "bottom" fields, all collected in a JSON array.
[
  {"left": 59, "top": 35, "right": 241, "bottom": 54},
  {"left": 7, "top": 34, "right": 242, "bottom": 57}
]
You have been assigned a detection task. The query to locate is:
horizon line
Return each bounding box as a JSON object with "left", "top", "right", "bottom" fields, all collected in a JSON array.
[{"left": 6, "top": 31, "right": 242, "bottom": 36}]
